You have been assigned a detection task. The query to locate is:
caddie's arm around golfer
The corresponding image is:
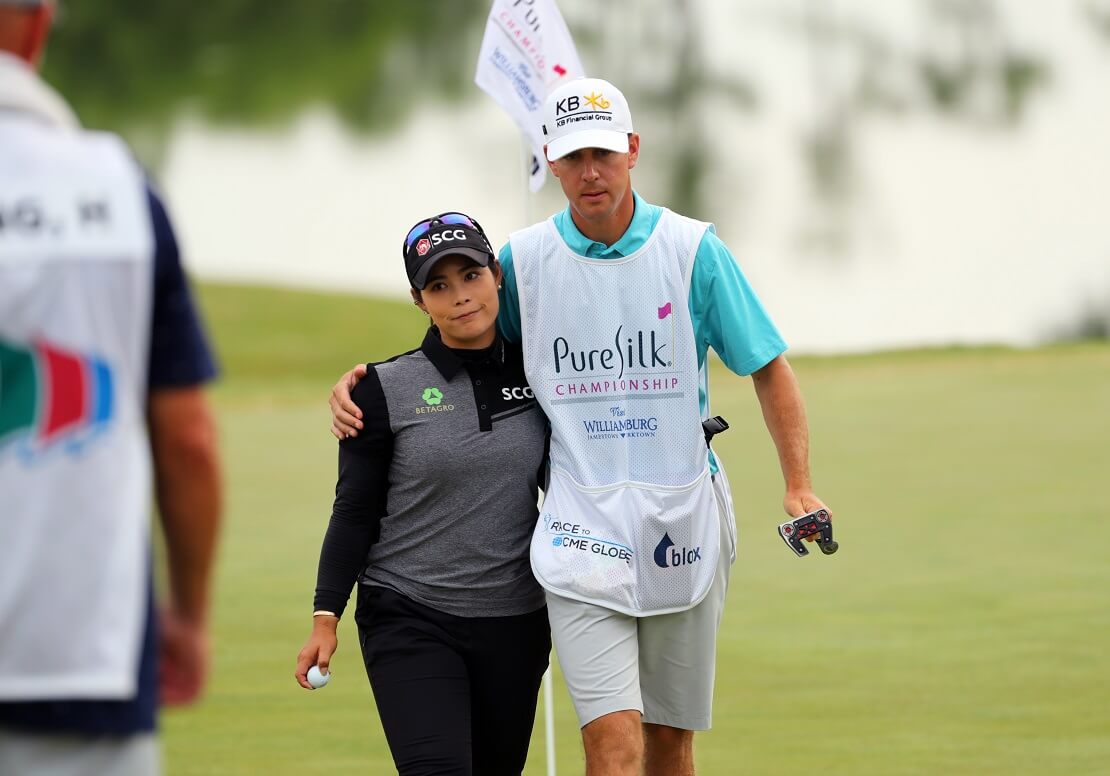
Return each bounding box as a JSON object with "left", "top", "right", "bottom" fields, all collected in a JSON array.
[
  {"left": 750, "top": 354, "right": 831, "bottom": 520},
  {"left": 329, "top": 364, "right": 367, "bottom": 439}
]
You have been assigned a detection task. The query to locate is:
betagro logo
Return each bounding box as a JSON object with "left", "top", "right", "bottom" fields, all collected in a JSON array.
[{"left": 415, "top": 386, "right": 454, "bottom": 415}]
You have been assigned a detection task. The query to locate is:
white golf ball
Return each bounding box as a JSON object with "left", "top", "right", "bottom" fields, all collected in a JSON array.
[{"left": 307, "top": 665, "right": 330, "bottom": 689}]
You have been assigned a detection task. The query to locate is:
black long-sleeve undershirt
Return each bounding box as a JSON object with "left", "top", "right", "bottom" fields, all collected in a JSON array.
[{"left": 313, "top": 367, "right": 393, "bottom": 616}]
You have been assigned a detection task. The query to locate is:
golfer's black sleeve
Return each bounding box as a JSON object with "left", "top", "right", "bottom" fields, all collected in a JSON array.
[{"left": 313, "top": 368, "right": 392, "bottom": 617}]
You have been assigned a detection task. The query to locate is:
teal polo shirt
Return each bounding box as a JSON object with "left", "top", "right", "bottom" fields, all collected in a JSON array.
[{"left": 496, "top": 191, "right": 788, "bottom": 419}]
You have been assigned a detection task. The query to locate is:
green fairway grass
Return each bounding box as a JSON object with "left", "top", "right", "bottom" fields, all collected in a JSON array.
[{"left": 165, "top": 282, "right": 1110, "bottom": 775}]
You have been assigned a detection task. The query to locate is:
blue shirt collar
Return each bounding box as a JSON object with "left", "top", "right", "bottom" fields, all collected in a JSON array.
[{"left": 553, "top": 191, "right": 662, "bottom": 258}]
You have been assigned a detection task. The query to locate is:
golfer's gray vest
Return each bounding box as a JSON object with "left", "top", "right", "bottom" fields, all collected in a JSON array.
[{"left": 361, "top": 349, "right": 547, "bottom": 618}]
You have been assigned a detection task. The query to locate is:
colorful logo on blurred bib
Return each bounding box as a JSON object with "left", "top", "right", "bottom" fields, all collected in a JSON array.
[{"left": 0, "top": 338, "right": 114, "bottom": 457}]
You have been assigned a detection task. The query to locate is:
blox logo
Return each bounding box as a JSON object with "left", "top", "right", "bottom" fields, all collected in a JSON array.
[
  {"left": 422, "top": 387, "right": 443, "bottom": 406},
  {"left": 653, "top": 532, "right": 702, "bottom": 569}
]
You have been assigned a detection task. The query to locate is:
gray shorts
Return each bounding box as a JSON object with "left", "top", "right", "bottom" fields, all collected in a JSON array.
[
  {"left": 547, "top": 469, "right": 737, "bottom": 731},
  {"left": 0, "top": 730, "right": 159, "bottom": 776}
]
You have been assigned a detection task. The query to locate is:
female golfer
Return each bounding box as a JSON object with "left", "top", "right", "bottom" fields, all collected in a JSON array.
[{"left": 295, "top": 212, "right": 550, "bottom": 776}]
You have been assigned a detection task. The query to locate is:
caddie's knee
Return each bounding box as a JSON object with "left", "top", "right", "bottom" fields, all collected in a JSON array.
[
  {"left": 583, "top": 710, "right": 643, "bottom": 773},
  {"left": 643, "top": 722, "right": 694, "bottom": 758}
]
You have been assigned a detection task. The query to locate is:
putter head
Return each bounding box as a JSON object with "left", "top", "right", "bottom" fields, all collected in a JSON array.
[{"left": 778, "top": 509, "right": 838, "bottom": 557}]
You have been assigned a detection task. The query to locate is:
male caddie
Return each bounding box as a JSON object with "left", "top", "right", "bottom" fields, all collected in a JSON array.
[
  {"left": 0, "top": 2, "right": 222, "bottom": 774},
  {"left": 330, "top": 76, "right": 831, "bottom": 776}
]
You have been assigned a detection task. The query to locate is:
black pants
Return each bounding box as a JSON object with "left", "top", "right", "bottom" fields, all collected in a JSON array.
[{"left": 355, "top": 585, "right": 551, "bottom": 776}]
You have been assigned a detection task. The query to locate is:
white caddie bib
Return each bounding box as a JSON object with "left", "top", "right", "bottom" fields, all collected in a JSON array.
[
  {"left": 0, "top": 113, "right": 154, "bottom": 699},
  {"left": 512, "top": 210, "right": 719, "bottom": 615}
]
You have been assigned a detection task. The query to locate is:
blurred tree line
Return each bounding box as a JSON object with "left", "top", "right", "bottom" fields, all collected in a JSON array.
[
  {"left": 40, "top": 0, "right": 1109, "bottom": 272},
  {"left": 582, "top": 0, "right": 1058, "bottom": 238},
  {"left": 43, "top": 0, "right": 488, "bottom": 136}
]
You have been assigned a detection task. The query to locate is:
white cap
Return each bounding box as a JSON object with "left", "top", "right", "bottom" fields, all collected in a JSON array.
[{"left": 542, "top": 77, "right": 634, "bottom": 162}]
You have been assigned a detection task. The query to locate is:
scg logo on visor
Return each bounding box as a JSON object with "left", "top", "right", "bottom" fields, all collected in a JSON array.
[{"left": 430, "top": 229, "right": 468, "bottom": 246}]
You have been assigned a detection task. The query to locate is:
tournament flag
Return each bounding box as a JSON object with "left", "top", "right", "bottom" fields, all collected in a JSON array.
[{"left": 474, "top": 0, "right": 584, "bottom": 192}]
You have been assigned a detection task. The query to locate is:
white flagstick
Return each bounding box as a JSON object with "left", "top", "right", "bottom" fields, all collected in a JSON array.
[
  {"left": 476, "top": 1, "right": 583, "bottom": 767},
  {"left": 544, "top": 664, "right": 557, "bottom": 776},
  {"left": 521, "top": 136, "right": 558, "bottom": 776}
]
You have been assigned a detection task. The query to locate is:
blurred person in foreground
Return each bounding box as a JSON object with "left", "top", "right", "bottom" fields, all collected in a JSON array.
[
  {"left": 330, "top": 77, "right": 832, "bottom": 775},
  {"left": 0, "top": 2, "right": 222, "bottom": 774},
  {"left": 296, "top": 212, "right": 550, "bottom": 775}
]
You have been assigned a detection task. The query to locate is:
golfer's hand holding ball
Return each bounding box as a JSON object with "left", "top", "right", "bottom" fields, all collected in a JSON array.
[
  {"left": 307, "top": 665, "right": 330, "bottom": 688},
  {"left": 295, "top": 613, "right": 339, "bottom": 691}
]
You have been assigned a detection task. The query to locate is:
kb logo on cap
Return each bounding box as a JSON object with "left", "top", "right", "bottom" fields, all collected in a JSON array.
[
  {"left": 416, "top": 238, "right": 431, "bottom": 256},
  {"left": 555, "top": 92, "right": 612, "bottom": 115}
]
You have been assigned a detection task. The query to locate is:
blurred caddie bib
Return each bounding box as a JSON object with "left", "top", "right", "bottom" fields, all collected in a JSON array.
[{"left": 0, "top": 112, "right": 154, "bottom": 700}]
